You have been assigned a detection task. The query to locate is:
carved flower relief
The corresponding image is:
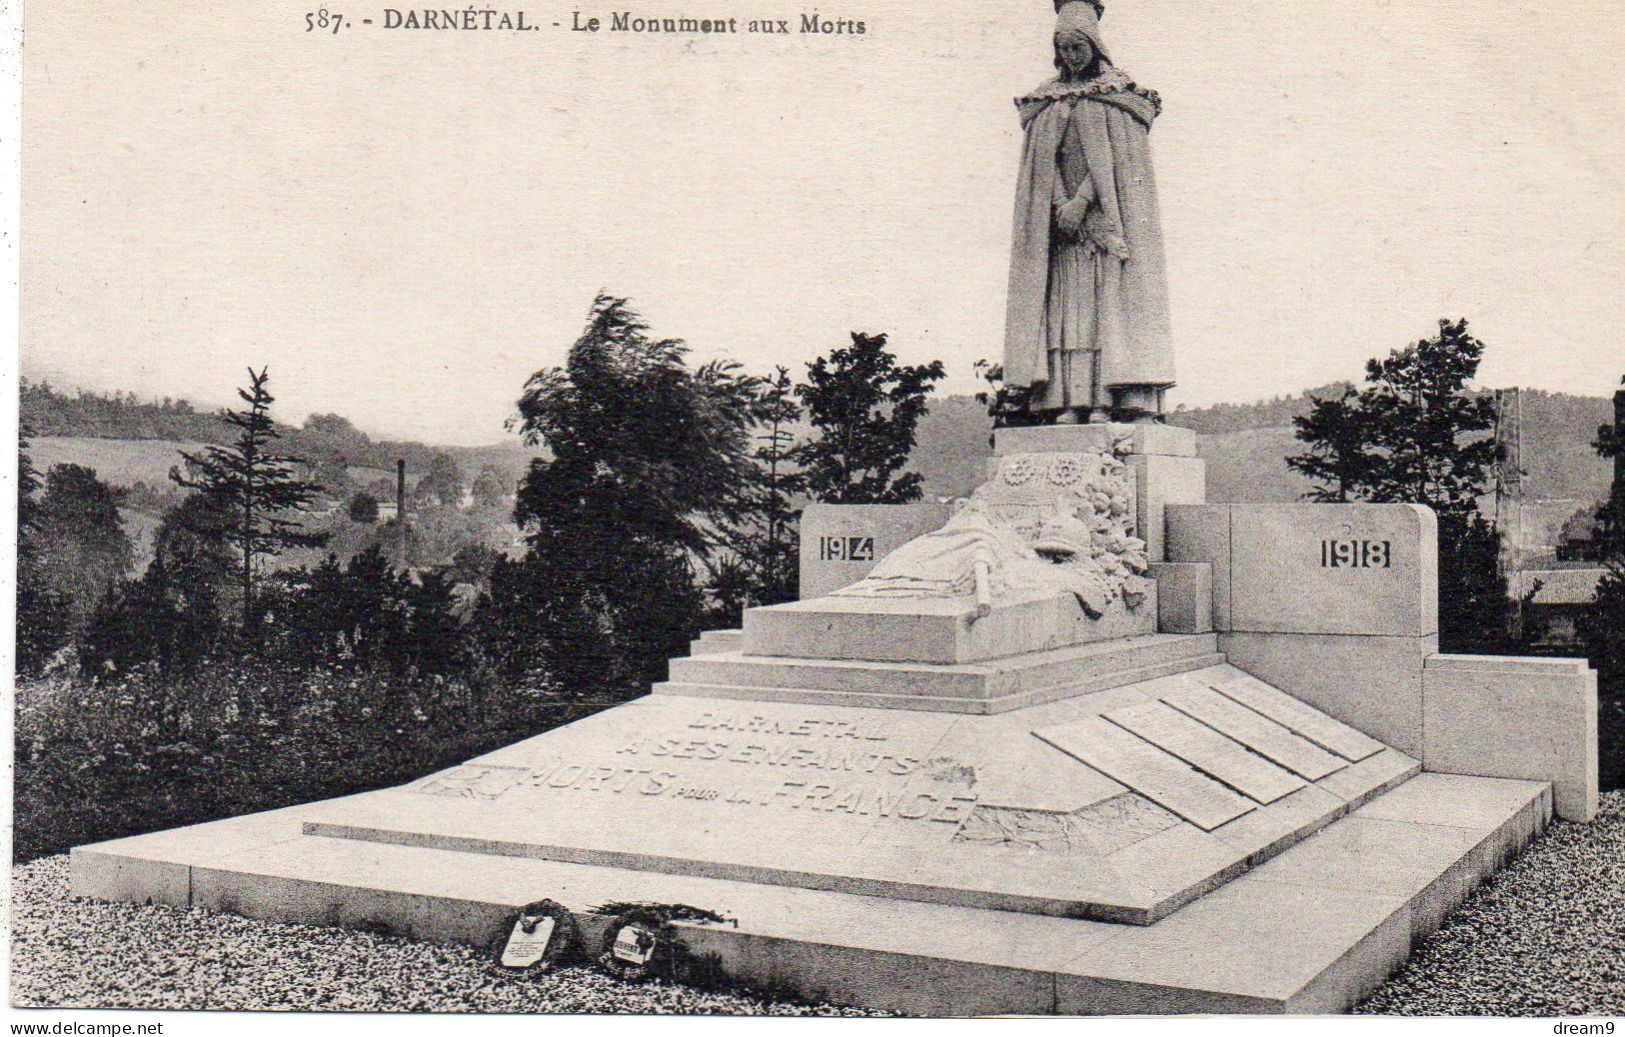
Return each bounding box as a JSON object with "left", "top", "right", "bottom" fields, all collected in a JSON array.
[
  {"left": 1002, "top": 457, "right": 1037, "bottom": 486},
  {"left": 1047, "top": 457, "right": 1085, "bottom": 486}
]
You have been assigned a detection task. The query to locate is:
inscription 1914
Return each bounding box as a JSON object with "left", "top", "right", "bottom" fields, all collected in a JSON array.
[{"left": 818, "top": 535, "right": 875, "bottom": 562}]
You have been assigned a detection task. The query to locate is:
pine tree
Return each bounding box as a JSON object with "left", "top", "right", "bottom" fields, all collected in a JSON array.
[
  {"left": 1286, "top": 319, "right": 1510, "bottom": 652},
  {"left": 172, "top": 367, "right": 327, "bottom": 633},
  {"left": 705, "top": 366, "right": 804, "bottom": 621},
  {"left": 748, "top": 366, "right": 804, "bottom": 605},
  {"left": 795, "top": 332, "right": 945, "bottom": 504}
]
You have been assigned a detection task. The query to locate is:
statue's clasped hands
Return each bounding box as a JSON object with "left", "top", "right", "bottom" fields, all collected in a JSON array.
[{"left": 1055, "top": 193, "right": 1093, "bottom": 237}]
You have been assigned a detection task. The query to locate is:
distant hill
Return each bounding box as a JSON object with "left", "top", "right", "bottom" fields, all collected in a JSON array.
[
  {"left": 20, "top": 378, "right": 544, "bottom": 496},
  {"left": 22, "top": 376, "right": 1613, "bottom": 516},
  {"left": 909, "top": 387, "right": 1614, "bottom": 506}
]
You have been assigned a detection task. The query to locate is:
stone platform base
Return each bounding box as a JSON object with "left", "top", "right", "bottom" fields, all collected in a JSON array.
[
  {"left": 659, "top": 632, "right": 1223, "bottom": 714},
  {"left": 743, "top": 588, "right": 1157, "bottom": 665},
  {"left": 71, "top": 771, "right": 1551, "bottom": 1015}
]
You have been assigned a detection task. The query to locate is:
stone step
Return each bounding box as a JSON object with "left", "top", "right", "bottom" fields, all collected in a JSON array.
[
  {"left": 69, "top": 771, "right": 1553, "bottom": 1015},
  {"left": 668, "top": 633, "right": 1220, "bottom": 703},
  {"left": 654, "top": 650, "right": 1229, "bottom": 715},
  {"left": 688, "top": 629, "right": 745, "bottom": 657}
]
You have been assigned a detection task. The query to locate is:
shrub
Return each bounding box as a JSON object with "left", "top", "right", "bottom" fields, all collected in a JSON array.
[{"left": 13, "top": 658, "right": 603, "bottom": 862}]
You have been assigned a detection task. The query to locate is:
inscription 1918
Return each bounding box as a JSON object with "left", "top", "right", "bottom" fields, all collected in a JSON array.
[{"left": 1321, "top": 539, "right": 1390, "bottom": 569}]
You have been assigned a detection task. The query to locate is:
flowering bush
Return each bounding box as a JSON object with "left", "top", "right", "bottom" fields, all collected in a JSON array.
[{"left": 14, "top": 658, "right": 604, "bottom": 862}]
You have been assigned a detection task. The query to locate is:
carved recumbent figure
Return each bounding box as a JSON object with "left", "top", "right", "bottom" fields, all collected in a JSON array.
[{"left": 832, "top": 450, "right": 1149, "bottom": 620}]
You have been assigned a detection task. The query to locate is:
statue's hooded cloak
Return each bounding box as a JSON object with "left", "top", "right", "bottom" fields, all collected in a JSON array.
[{"left": 1003, "top": 2, "right": 1175, "bottom": 398}]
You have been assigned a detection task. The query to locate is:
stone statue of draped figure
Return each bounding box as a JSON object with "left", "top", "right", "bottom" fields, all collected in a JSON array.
[{"left": 1003, "top": 1, "right": 1175, "bottom": 424}]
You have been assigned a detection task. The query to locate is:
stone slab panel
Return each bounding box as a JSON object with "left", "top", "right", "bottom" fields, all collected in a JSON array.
[
  {"left": 1210, "top": 784, "right": 1349, "bottom": 865},
  {"left": 1160, "top": 681, "right": 1347, "bottom": 780},
  {"left": 1228, "top": 504, "right": 1437, "bottom": 637},
  {"left": 1035, "top": 715, "right": 1256, "bottom": 831},
  {"left": 1133, "top": 455, "right": 1207, "bottom": 562},
  {"left": 282, "top": 695, "right": 1196, "bottom": 923},
  {"left": 1211, "top": 670, "right": 1386, "bottom": 762},
  {"left": 1220, "top": 632, "right": 1435, "bottom": 758},
  {"left": 1148, "top": 562, "right": 1213, "bottom": 634},
  {"left": 1247, "top": 815, "right": 1481, "bottom": 897},
  {"left": 1058, "top": 877, "right": 1412, "bottom": 1009},
  {"left": 679, "top": 927, "right": 1060, "bottom": 1017},
  {"left": 69, "top": 850, "right": 191, "bottom": 909},
  {"left": 799, "top": 502, "right": 953, "bottom": 600},
  {"left": 1422, "top": 655, "right": 1599, "bottom": 822},
  {"left": 1313, "top": 748, "right": 1422, "bottom": 806},
  {"left": 1165, "top": 504, "right": 1232, "bottom": 629},
  {"left": 1356, "top": 772, "right": 1555, "bottom": 832},
  {"left": 1104, "top": 701, "right": 1304, "bottom": 804}
]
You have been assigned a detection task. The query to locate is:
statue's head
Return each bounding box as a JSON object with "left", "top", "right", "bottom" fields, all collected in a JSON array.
[{"left": 1053, "top": 1, "right": 1111, "bottom": 80}]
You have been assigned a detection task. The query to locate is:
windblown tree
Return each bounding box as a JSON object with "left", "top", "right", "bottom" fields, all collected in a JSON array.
[
  {"left": 507, "top": 293, "right": 760, "bottom": 691},
  {"left": 172, "top": 367, "right": 327, "bottom": 632},
  {"left": 1287, "top": 319, "right": 1510, "bottom": 652},
  {"left": 795, "top": 332, "right": 945, "bottom": 504}
]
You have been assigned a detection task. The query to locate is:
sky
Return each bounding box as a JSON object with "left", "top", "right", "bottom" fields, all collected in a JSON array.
[{"left": 21, "top": 0, "right": 1625, "bottom": 445}]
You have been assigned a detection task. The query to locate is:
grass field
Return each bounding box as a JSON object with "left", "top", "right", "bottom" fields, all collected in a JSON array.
[{"left": 28, "top": 436, "right": 203, "bottom": 488}]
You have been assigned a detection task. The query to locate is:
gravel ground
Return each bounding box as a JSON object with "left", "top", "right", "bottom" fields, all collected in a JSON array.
[
  {"left": 8, "top": 856, "right": 876, "bottom": 1014},
  {"left": 1357, "top": 789, "right": 1625, "bottom": 1016},
  {"left": 12, "top": 793, "right": 1625, "bottom": 1015}
]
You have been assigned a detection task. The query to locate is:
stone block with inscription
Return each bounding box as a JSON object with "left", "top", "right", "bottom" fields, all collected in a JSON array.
[{"left": 800, "top": 503, "right": 953, "bottom": 600}]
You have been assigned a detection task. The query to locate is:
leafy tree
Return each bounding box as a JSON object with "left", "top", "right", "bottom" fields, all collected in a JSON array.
[
  {"left": 1287, "top": 388, "right": 1376, "bottom": 503},
  {"left": 1287, "top": 319, "right": 1511, "bottom": 652},
  {"left": 304, "top": 412, "right": 372, "bottom": 450},
  {"left": 348, "top": 491, "right": 380, "bottom": 524},
  {"left": 1579, "top": 388, "right": 1625, "bottom": 693},
  {"left": 795, "top": 332, "right": 945, "bottom": 504},
  {"left": 16, "top": 431, "right": 75, "bottom": 674},
  {"left": 32, "top": 463, "right": 134, "bottom": 636},
  {"left": 973, "top": 359, "right": 1039, "bottom": 430},
  {"left": 508, "top": 293, "right": 759, "bottom": 692},
  {"left": 172, "top": 367, "right": 327, "bottom": 632},
  {"left": 447, "top": 542, "right": 504, "bottom": 588},
  {"left": 470, "top": 465, "right": 507, "bottom": 510},
  {"left": 417, "top": 453, "right": 463, "bottom": 507}
]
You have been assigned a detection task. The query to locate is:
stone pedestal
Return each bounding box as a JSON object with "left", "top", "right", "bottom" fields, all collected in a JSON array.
[{"left": 993, "top": 423, "right": 1206, "bottom": 562}]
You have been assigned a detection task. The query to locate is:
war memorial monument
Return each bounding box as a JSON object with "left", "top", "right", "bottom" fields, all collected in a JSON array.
[{"left": 70, "top": 1, "right": 1600, "bottom": 1016}]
